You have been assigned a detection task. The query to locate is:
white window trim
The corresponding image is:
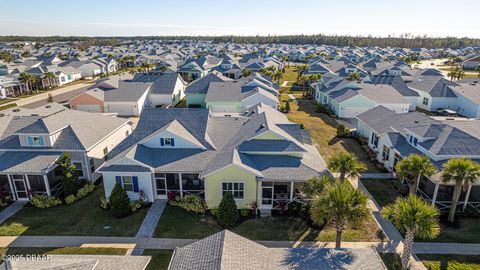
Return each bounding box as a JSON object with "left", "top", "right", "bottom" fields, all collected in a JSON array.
[
  {"left": 120, "top": 176, "right": 134, "bottom": 192},
  {"left": 221, "top": 180, "right": 245, "bottom": 200},
  {"left": 72, "top": 161, "right": 85, "bottom": 179}
]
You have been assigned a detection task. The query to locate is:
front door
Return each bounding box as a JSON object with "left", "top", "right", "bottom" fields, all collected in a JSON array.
[
  {"left": 154, "top": 173, "right": 167, "bottom": 199},
  {"left": 12, "top": 175, "right": 28, "bottom": 200},
  {"left": 261, "top": 186, "right": 273, "bottom": 209}
]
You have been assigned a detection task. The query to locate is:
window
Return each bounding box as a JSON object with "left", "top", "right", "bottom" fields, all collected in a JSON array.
[
  {"left": 160, "top": 138, "right": 175, "bottom": 147},
  {"left": 371, "top": 133, "right": 379, "bottom": 148},
  {"left": 89, "top": 159, "right": 95, "bottom": 173},
  {"left": 422, "top": 97, "right": 429, "bottom": 105},
  {"left": 413, "top": 137, "right": 418, "bottom": 146},
  {"left": 28, "top": 136, "right": 44, "bottom": 146},
  {"left": 122, "top": 176, "right": 133, "bottom": 192},
  {"left": 222, "top": 182, "right": 244, "bottom": 199},
  {"left": 73, "top": 162, "right": 84, "bottom": 178},
  {"left": 125, "top": 130, "right": 130, "bottom": 137},
  {"left": 382, "top": 146, "right": 390, "bottom": 161}
]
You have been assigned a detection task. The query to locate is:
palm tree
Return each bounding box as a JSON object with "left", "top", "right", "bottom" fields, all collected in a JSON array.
[
  {"left": 242, "top": 68, "right": 252, "bottom": 77},
  {"left": 396, "top": 154, "right": 436, "bottom": 194},
  {"left": 298, "top": 75, "right": 309, "bottom": 96},
  {"left": 346, "top": 72, "right": 361, "bottom": 81},
  {"left": 310, "top": 181, "right": 368, "bottom": 248},
  {"left": 447, "top": 70, "right": 458, "bottom": 81},
  {"left": 382, "top": 195, "right": 439, "bottom": 270},
  {"left": 296, "top": 64, "right": 308, "bottom": 80},
  {"left": 456, "top": 69, "right": 465, "bottom": 81},
  {"left": 328, "top": 152, "right": 367, "bottom": 183},
  {"left": 281, "top": 56, "right": 289, "bottom": 68},
  {"left": 476, "top": 64, "right": 480, "bottom": 78},
  {"left": 272, "top": 69, "right": 283, "bottom": 86},
  {"left": 442, "top": 158, "right": 480, "bottom": 223}
]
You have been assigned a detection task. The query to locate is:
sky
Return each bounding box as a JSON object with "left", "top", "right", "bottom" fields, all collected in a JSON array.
[{"left": 1, "top": 0, "right": 479, "bottom": 38}]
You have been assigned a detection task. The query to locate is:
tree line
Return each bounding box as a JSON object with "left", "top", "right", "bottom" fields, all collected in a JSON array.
[{"left": 1, "top": 34, "right": 479, "bottom": 49}]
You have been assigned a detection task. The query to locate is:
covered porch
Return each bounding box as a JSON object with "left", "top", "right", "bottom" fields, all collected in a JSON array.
[
  {"left": 259, "top": 181, "right": 305, "bottom": 210},
  {"left": 418, "top": 174, "right": 480, "bottom": 212},
  {"left": 0, "top": 151, "right": 64, "bottom": 201},
  {"left": 153, "top": 172, "right": 203, "bottom": 200}
]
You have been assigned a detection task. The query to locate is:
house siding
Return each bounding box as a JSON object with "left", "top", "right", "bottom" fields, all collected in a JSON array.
[{"left": 204, "top": 165, "right": 257, "bottom": 209}]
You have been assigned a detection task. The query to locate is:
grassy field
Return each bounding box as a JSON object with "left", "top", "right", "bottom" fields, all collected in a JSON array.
[
  {"left": 420, "top": 218, "right": 480, "bottom": 243},
  {"left": 0, "top": 103, "right": 17, "bottom": 111},
  {"left": 419, "top": 254, "right": 480, "bottom": 270},
  {"left": 361, "top": 179, "right": 403, "bottom": 208},
  {"left": 154, "top": 205, "right": 384, "bottom": 242},
  {"left": 0, "top": 185, "right": 149, "bottom": 237},
  {"left": 379, "top": 253, "right": 401, "bottom": 270},
  {"left": 0, "top": 98, "right": 18, "bottom": 105},
  {"left": 283, "top": 99, "right": 377, "bottom": 171},
  {"left": 143, "top": 250, "right": 174, "bottom": 270},
  {"left": 0, "top": 247, "right": 127, "bottom": 256}
]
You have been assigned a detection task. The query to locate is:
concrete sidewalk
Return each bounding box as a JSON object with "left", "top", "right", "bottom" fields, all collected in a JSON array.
[{"left": 0, "top": 201, "right": 27, "bottom": 225}]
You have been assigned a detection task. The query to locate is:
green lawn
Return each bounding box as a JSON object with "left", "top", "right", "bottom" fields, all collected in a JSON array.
[
  {"left": 379, "top": 253, "right": 402, "bottom": 270},
  {"left": 0, "top": 186, "right": 149, "bottom": 236},
  {"left": 0, "top": 247, "right": 127, "bottom": 256},
  {"left": 154, "top": 205, "right": 221, "bottom": 239},
  {"left": 0, "top": 103, "right": 17, "bottom": 111},
  {"left": 285, "top": 100, "right": 377, "bottom": 171},
  {"left": 361, "top": 179, "right": 403, "bottom": 208},
  {"left": 419, "top": 254, "right": 480, "bottom": 270},
  {"left": 154, "top": 205, "right": 385, "bottom": 242},
  {"left": 0, "top": 98, "right": 17, "bottom": 105},
  {"left": 420, "top": 218, "right": 480, "bottom": 243},
  {"left": 143, "top": 250, "right": 174, "bottom": 270}
]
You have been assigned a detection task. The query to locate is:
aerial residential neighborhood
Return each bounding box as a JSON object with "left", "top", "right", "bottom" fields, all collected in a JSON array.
[{"left": 0, "top": 1, "right": 480, "bottom": 270}]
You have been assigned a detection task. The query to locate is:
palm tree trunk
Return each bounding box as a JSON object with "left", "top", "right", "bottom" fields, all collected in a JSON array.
[
  {"left": 401, "top": 229, "right": 415, "bottom": 270},
  {"left": 339, "top": 172, "right": 345, "bottom": 183},
  {"left": 448, "top": 184, "right": 462, "bottom": 223},
  {"left": 335, "top": 229, "right": 343, "bottom": 248},
  {"left": 409, "top": 174, "right": 421, "bottom": 194}
]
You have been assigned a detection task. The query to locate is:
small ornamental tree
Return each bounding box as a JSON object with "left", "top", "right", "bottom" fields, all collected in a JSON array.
[
  {"left": 284, "top": 101, "right": 291, "bottom": 113},
  {"left": 109, "top": 183, "right": 131, "bottom": 218},
  {"left": 55, "top": 152, "right": 79, "bottom": 196},
  {"left": 217, "top": 192, "right": 239, "bottom": 227}
]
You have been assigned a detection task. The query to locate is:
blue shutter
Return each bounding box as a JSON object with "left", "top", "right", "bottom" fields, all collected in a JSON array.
[
  {"left": 38, "top": 137, "right": 44, "bottom": 145},
  {"left": 171, "top": 138, "right": 175, "bottom": 146},
  {"left": 132, "top": 176, "right": 139, "bottom": 192},
  {"left": 115, "top": 176, "right": 122, "bottom": 186},
  {"left": 28, "top": 136, "right": 34, "bottom": 145},
  {"left": 160, "top": 138, "right": 164, "bottom": 146}
]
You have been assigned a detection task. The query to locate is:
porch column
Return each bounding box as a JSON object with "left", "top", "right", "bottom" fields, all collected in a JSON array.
[
  {"left": 43, "top": 174, "right": 51, "bottom": 197},
  {"left": 431, "top": 183, "right": 439, "bottom": 206},
  {"left": 289, "top": 182, "right": 294, "bottom": 202},
  {"left": 24, "top": 174, "right": 31, "bottom": 198},
  {"left": 463, "top": 184, "right": 472, "bottom": 210},
  {"left": 7, "top": 175, "right": 16, "bottom": 201},
  {"left": 179, "top": 173, "right": 183, "bottom": 198}
]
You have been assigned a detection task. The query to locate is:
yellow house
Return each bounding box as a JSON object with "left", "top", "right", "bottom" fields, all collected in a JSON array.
[{"left": 99, "top": 103, "right": 328, "bottom": 214}]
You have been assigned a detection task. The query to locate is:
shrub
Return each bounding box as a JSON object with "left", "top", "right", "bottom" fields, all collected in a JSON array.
[
  {"left": 30, "top": 195, "right": 63, "bottom": 208},
  {"left": 109, "top": 183, "right": 132, "bottom": 218},
  {"left": 131, "top": 200, "right": 143, "bottom": 212},
  {"left": 76, "top": 183, "right": 95, "bottom": 199},
  {"left": 210, "top": 207, "right": 219, "bottom": 217},
  {"left": 65, "top": 194, "right": 77, "bottom": 204},
  {"left": 216, "top": 192, "right": 239, "bottom": 227},
  {"left": 284, "top": 101, "right": 291, "bottom": 113},
  {"left": 299, "top": 123, "right": 305, "bottom": 129},
  {"left": 336, "top": 124, "right": 349, "bottom": 137},
  {"left": 55, "top": 153, "right": 80, "bottom": 196},
  {"left": 240, "top": 208, "right": 251, "bottom": 217},
  {"left": 287, "top": 201, "right": 303, "bottom": 217},
  {"left": 169, "top": 194, "right": 207, "bottom": 214},
  {"left": 100, "top": 195, "right": 109, "bottom": 210}
]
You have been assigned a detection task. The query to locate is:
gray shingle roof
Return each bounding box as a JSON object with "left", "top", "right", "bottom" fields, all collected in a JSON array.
[
  {"left": 185, "top": 71, "right": 231, "bottom": 94},
  {"left": 0, "top": 151, "right": 62, "bottom": 173},
  {"left": 169, "top": 230, "right": 386, "bottom": 270}
]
